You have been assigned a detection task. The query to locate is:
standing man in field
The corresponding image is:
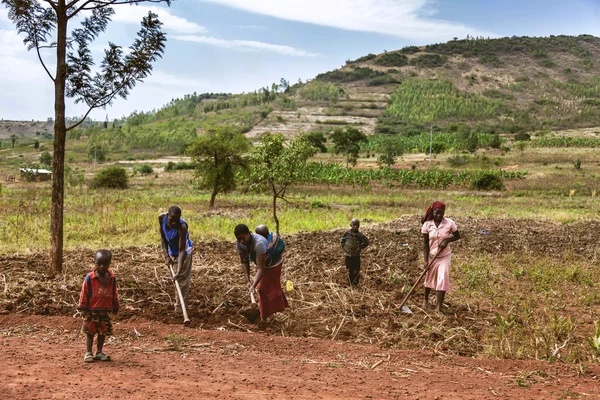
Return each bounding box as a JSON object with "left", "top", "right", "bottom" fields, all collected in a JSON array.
[
  {"left": 159, "top": 206, "right": 193, "bottom": 314},
  {"left": 235, "top": 224, "right": 288, "bottom": 324}
]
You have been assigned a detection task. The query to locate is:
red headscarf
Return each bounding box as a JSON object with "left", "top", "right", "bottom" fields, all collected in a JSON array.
[{"left": 420, "top": 201, "right": 446, "bottom": 224}]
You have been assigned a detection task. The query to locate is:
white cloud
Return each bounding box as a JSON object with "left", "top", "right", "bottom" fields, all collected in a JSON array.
[
  {"left": 236, "top": 25, "right": 268, "bottom": 30},
  {"left": 173, "top": 34, "right": 319, "bottom": 57},
  {"left": 0, "top": 30, "right": 49, "bottom": 83},
  {"left": 144, "top": 70, "right": 207, "bottom": 89},
  {"left": 112, "top": 5, "right": 206, "bottom": 34},
  {"left": 199, "top": 0, "right": 497, "bottom": 40}
]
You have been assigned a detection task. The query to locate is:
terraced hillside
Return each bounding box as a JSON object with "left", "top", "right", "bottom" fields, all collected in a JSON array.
[
  {"left": 245, "top": 35, "right": 600, "bottom": 140},
  {"left": 13, "top": 35, "right": 600, "bottom": 157}
]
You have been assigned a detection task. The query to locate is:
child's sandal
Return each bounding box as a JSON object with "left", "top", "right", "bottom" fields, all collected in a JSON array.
[
  {"left": 83, "top": 352, "right": 94, "bottom": 362},
  {"left": 93, "top": 352, "right": 111, "bottom": 361}
]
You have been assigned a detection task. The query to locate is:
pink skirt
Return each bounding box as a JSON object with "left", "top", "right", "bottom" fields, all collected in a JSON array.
[{"left": 424, "top": 254, "right": 451, "bottom": 292}]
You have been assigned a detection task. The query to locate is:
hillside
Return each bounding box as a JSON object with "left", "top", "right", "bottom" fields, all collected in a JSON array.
[{"left": 6, "top": 35, "right": 600, "bottom": 159}]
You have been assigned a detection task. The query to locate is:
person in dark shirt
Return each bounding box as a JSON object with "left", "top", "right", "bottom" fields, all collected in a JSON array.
[{"left": 340, "top": 218, "right": 369, "bottom": 286}]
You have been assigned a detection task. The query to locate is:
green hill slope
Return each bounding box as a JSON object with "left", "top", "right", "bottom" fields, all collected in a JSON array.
[{"left": 29, "top": 34, "right": 600, "bottom": 159}]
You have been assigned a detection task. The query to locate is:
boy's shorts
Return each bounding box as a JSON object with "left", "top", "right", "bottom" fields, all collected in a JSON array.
[{"left": 81, "top": 311, "right": 113, "bottom": 336}]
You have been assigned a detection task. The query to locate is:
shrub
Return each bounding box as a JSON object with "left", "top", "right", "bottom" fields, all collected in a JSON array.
[
  {"left": 471, "top": 171, "right": 505, "bottom": 191},
  {"left": 353, "top": 53, "right": 377, "bottom": 63},
  {"left": 409, "top": 54, "right": 447, "bottom": 68},
  {"left": 514, "top": 132, "right": 531, "bottom": 141},
  {"left": 164, "top": 161, "right": 196, "bottom": 172},
  {"left": 133, "top": 164, "right": 154, "bottom": 175},
  {"left": 490, "top": 134, "right": 502, "bottom": 149},
  {"left": 399, "top": 46, "right": 420, "bottom": 54},
  {"left": 91, "top": 166, "right": 129, "bottom": 189},
  {"left": 447, "top": 154, "right": 470, "bottom": 167},
  {"left": 539, "top": 58, "right": 556, "bottom": 68},
  {"left": 574, "top": 159, "right": 582, "bottom": 169},
  {"left": 375, "top": 52, "right": 409, "bottom": 67},
  {"left": 39, "top": 151, "right": 52, "bottom": 166},
  {"left": 368, "top": 75, "right": 400, "bottom": 86}
]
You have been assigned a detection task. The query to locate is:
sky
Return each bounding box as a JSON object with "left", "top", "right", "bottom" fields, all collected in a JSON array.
[{"left": 0, "top": 0, "right": 599, "bottom": 121}]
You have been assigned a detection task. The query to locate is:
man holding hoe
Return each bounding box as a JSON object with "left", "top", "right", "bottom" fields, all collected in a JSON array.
[{"left": 159, "top": 206, "right": 193, "bottom": 314}]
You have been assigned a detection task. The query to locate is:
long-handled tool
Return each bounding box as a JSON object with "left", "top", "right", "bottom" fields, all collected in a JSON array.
[
  {"left": 399, "top": 250, "right": 442, "bottom": 314},
  {"left": 168, "top": 264, "right": 190, "bottom": 325}
]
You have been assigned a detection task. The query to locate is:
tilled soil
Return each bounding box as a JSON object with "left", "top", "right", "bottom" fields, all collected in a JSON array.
[{"left": 1, "top": 216, "right": 599, "bottom": 353}]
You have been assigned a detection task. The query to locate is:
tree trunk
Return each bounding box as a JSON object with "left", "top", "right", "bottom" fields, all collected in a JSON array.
[
  {"left": 209, "top": 187, "right": 217, "bottom": 209},
  {"left": 272, "top": 187, "right": 279, "bottom": 235},
  {"left": 50, "top": 2, "right": 68, "bottom": 274}
]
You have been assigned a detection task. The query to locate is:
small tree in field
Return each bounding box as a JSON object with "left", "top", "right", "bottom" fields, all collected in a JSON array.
[
  {"left": 40, "top": 151, "right": 52, "bottom": 166},
  {"left": 376, "top": 136, "right": 403, "bottom": 168},
  {"left": 248, "top": 133, "right": 316, "bottom": 234},
  {"left": 3, "top": 0, "right": 171, "bottom": 273},
  {"left": 301, "top": 131, "right": 327, "bottom": 153},
  {"left": 329, "top": 127, "right": 367, "bottom": 168},
  {"left": 187, "top": 126, "right": 249, "bottom": 208}
]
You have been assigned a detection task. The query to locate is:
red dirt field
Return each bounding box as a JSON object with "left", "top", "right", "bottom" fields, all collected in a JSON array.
[
  {"left": 2, "top": 314, "right": 599, "bottom": 400},
  {"left": 2, "top": 217, "right": 600, "bottom": 398}
]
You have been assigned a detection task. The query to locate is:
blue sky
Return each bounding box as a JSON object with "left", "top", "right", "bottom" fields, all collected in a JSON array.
[{"left": 0, "top": 0, "right": 599, "bottom": 121}]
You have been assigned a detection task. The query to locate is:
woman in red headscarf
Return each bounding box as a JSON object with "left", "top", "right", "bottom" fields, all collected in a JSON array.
[{"left": 421, "top": 201, "right": 460, "bottom": 314}]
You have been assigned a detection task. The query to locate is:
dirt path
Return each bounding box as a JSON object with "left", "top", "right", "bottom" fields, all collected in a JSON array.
[{"left": 2, "top": 315, "right": 598, "bottom": 399}]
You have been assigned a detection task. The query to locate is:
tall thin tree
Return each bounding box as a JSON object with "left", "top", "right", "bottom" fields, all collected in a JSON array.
[{"left": 2, "top": 0, "right": 171, "bottom": 273}]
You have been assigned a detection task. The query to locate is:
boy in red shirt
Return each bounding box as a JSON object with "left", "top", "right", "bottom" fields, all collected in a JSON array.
[{"left": 78, "top": 249, "right": 119, "bottom": 362}]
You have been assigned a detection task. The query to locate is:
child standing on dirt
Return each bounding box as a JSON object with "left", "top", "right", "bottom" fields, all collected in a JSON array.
[
  {"left": 78, "top": 249, "right": 119, "bottom": 363},
  {"left": 340, "top": 218, "right": 369, "bottom": 286}
]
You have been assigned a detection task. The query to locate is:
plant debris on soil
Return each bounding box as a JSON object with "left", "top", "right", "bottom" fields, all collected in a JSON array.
[{"left": 1, "top": 216, "right": 600, "bottom": 361}]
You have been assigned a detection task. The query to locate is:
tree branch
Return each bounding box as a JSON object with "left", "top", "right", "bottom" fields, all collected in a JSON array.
[
  {"left": 35, "top": 43, "right": 55, "bottom": 82},
  {"left": 41, "top": 0, "right": 58, "bottom": 11}
]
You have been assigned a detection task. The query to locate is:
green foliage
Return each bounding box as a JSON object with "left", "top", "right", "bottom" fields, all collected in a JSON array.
[
  {"left": 65, "top": 165, "right": 85, "bottom": 187},
  {"left": 573, "top": 159, "right": 582, "bottom": 170},
  {"left": 248, "top": 133, "right": 317, "bottom": 233},
  {"left": 299, "top": 81, "right": 342, "bottom": 103},
  {"left": 483, "top": 89, "right": 515, "bottom": 100},
  {"left": 447, "top": 154, "right": 470, "bottom": 167},
  {"left": 466, "top": 133, "right": 479, "bottom": 153},
  {"left": 425, "top": 35, "right": 599, "bottom": 59},
  {"left": 531, "top": 137, "right": 600, "bottom": 148},
  {"left": 373, "top": 136, "right": 404, "bottom": 167},
  {"left": 400, "top": 46, "right": 420, "bottom": 54},
  {"left": 164, "top": 161, "right": 196, "bottom": 172},
  {"left": 490, "top": 134, "right": 502, "bottom": 149},
  {"left": 301, "top": 132, "right": 328, "bottom": 153},
  {"left": 365, "top": 132, "right": 497, "bottom": 155},
  {"left": 514, "top": 132, "right": 531, "bottom": 141},
  {"left": 368, "top": 74, "right": 400, "bottom": 86},
  {"left": 316, "top": 67, "right": 384, "bottom": 83},
  {"left": 409, "top": 54, "right": 448, "bottom": 68},
  {"left": 39, "top": 151, "right": 52, "bottom": 166},
  {"left": 133, "top": 164, "right": 154, "bottom": 175},
  {"left": 375, "top": 52, "right": 409, "bottom": 67},
  {"left": 329, "top": 127, "right": 368, "bottom": 167},
  {"left": 384, "top": 79, "right": 504, "bottom": 123},
  {"left": 296, "top": 163, "right": 524, "bottom": 189},
  {"left": 350, "top": 53, "right": 377, "bottom": 63},
  {"left": 91, "top": 166, "right": 129, "bottom": 189},
  {"left": 88, "top": 145, "right": 107, "bottom": 163},
  {"left": 187, "top": 126, "right": 249, "bottom": 208},
  {"left": 478, "top": 54, "right": 504, "bottom": 67},
  {"left": 538, "top": 58, "right": 556, "bottom": 68},
  {"left": 470, "top": 170, "right": 505, "bottom": 191}
]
